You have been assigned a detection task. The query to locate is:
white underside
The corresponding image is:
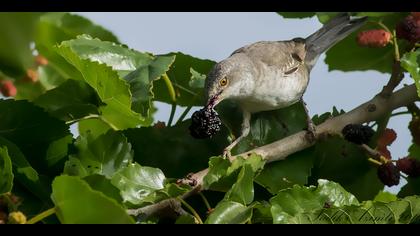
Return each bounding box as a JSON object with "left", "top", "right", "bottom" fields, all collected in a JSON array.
[{"left": 238, "top": 66, "right": 309, "bottom": 113}]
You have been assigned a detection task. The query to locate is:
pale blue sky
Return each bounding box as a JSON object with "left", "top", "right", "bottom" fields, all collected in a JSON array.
[{"left": 75, "top": 12, "right": 417, "bottom": 193}]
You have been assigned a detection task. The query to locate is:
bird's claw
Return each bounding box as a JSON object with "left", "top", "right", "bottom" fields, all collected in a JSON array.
[
  {"left": 222, "top": 148, "right": 232, "bottom": 159},
  {"left": 305, "top": 121, "right": 317, "bottom": 143}
]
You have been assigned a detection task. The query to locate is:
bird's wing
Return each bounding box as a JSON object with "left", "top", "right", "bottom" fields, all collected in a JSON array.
[{"left": 231, "top": 40, "right": 307, "bottom": 75}]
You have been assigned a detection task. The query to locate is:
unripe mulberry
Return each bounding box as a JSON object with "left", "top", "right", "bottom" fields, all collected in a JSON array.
[
  {"left": 24, "top": 68, "right": 38, "bottom": 83},
  {"left": 377, "top": 162, "right": 400, "bottom": 187},
  {"left": 396, "top": 157, "right": 420, "bottom": 177},
  {"left": 189, "top": 107, "right": 221, "bottom": 139},
  {"left": 342, "top": 124, "right": 375, "bottom": 145},
  {"left": 0, "top": 80, "right": 17, "bottom": 97},
  {"left": 357, "top": 29, "right": 392, "bottom": 47},
  {"left": 396, "top": 15, "right": 420, "bottom": 43},
  {"left": 8, "top": 211, "right": 26, "bottom": 224},
  {"left": 35, "top": 55, "right": 48, "bottom": 66}
]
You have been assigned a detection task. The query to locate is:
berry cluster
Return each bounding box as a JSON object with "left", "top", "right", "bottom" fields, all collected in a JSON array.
[
  {"left": 409, "top": 116, "right": 420, "bottom": 146},
  {"left": 189, "top": 107, "right": 222, "bottom": 139},
  {"left": 396, "top": 13, "right": 420, "bottom": 43},
  {"left": 357, "top": 29, "right": 392, "bottom": 48},
  {"left": 0, "top": 193, "right": 25, "bottom": 224},
  {"left": 342, "top": 124, "right": 375, "bottom": 145}
]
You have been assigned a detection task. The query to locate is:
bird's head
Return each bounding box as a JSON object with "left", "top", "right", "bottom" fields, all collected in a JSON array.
[{"left": 204, "top": 54, "right": 255, "bottom": 108}]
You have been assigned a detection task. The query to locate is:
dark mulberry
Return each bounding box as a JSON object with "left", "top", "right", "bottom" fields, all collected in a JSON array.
[
  {"left": 342, "top": 124, "right": 375, "bottom": 145},
  {"left": 396, "top": 157, "right": 420, "bottom": 177},
  {"left": 377, "top": 162, "right": 400, "bottom": 187},
  {"left": 189, "top": 107, "right": 221, "bottom": 139},
  {"left": 396, "top": 15, "right": 420, "bottom": 43}
]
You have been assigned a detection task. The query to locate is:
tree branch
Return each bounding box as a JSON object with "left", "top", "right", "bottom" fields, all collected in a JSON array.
[{"left": 128, "top": 83, "right": 419, "bottom": 219}]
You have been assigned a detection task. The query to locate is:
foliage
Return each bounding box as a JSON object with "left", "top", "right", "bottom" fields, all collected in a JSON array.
[{"left": 0, "top": 12, "right": 419, "bottom": 224}]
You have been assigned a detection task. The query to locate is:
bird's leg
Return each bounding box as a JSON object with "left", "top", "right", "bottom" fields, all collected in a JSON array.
[
  {"left": 301, "top": 99, "right": 317, "bottom": 142},
  {"left": 223, "top": 111, "right": 251, "bottom": 159}
]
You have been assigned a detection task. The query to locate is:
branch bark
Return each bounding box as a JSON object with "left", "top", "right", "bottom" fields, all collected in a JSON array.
[{"left": 128, "top": 83, "right": 419, "bottom": 219}]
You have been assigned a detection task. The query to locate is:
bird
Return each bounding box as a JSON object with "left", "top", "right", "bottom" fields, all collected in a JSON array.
[{"left": 203, "top": 13, "right": 367, "bottom": 158}]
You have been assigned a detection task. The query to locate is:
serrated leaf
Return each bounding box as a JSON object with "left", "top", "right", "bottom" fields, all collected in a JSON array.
[
  {"left": 51, "top": 175, "right": 134, "bottom": 224},
  {"left": 284, "top": 196, "right": 420, "bottom": 224},
  {"left": 0, "top": 146, "right": 13, "bottom": 194},
  {"left": 401, "top": 49, "right": 420, "bottom": 97},
  {"left": 205, "top": 200, "right": 253, "bottom": 224},
  {"left": 55, "top": 37, "right": 146, "bottom": 129},
  {"left": 110, "top": 163, "right": 165, "bottom": 206},
  {"left": 34, "top": 79, "right": 101, "bottom": 121},
  {"left": 63, "top": 130, "right": 133, "bottom": 178},
  {"left": 270, "top": 179, "right": 358, "bottom": 224}
]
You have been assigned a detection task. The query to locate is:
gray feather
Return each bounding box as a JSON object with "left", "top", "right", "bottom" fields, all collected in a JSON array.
[{"left": 304, "top": 13, "right": 367, "bottom": 69}]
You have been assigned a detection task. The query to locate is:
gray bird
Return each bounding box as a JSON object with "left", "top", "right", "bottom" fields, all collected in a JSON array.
[{"left": 204, "top": 13, "right": 367, "bottom": 158}]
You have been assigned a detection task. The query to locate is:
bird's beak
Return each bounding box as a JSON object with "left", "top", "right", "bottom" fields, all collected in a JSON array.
[{"left": 206, "top": 90, "right": 223, "bottom": 109}]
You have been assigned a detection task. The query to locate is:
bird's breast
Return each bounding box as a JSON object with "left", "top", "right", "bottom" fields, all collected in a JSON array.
[{"left": 239, "top": 66, "right": 309, "bottom": 113}]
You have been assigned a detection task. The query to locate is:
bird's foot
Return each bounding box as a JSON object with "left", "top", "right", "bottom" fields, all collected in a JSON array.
[
  {"left": 304, "top": 120, "right": 317, "bottom": 143},
  {"left": 222, "top": 148, "right": 232, "bottom": 159}
]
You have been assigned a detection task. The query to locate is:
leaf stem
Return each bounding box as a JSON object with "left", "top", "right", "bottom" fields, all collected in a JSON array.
[
  {"left": 177, "top": 197, "right": 203, "bottom": 224},
  {"left": 162, "top": 73, "right": 177, "bottom": 103},
  {"left": 392, "top": 30, "right": 400, "bottom": 61},
  {"left": 368, "top": 157, "right": 382, "bottom": 166},
  {"left": 390, "top": 111, "right": 410, "bottom": 117},
  {"left": 65, "top": 114, "right": 101, "bottom": 125},
  {"left": 167, "top": 103, "right": 177, "bottom": 127},
  {"left": 377, "top": 20, "right": 392, "bottom": 33},
  {"left": 176, "top": 105, "right": 193, "bottom": 125},
  {"left": 27, "top": 207, "right": 56, "bottom": 224},
  {"left": 198, "top": 192, "right": 212, "bottom": 211}
]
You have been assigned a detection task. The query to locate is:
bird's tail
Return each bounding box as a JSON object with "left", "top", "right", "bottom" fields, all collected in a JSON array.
[{"left": 304, "top": 13, "right": 367, "bottom": 69}]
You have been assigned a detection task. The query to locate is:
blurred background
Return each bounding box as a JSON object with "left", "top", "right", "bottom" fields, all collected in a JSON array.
[{"left": 73, "top": 12, "right": 414, "bottom": 193}]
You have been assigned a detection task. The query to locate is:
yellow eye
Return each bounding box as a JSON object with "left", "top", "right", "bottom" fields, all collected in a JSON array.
[{"left": 219, "top": 78, "right": 228, "bottom": 86}]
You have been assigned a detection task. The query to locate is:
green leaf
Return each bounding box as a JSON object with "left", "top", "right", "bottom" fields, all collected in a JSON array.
[
  {"left": 0, "top": 146, "right": 13, "bottom": 194},
  {"left": 270, "top": 179, "right": 358, "bottom": 224},
  {"left": 401, "top": 49, "right": 420, "bottom": 97},
  {"left": 34, "top": 79, "right": 101, "bottom": 121},
  {"left": 14, "top": 81, "right": 45, "bottom": 101},
  {"left": 224, "top": 164, "right": 255, "bottom": 205},
  {"left": 63, "top": 130, "right": 133, "bottom": 178},
  {"left": 0, "top": 13, "right": 42, "bottom": 78},
  {"left": 408, "top": 143, "right": 420, "bottom": 161},
  {"left": 51, "top": 175, "right": 134, "bottom": 224},
  {"left": 189, "top": 68, "right": 206, "bottom": 89},
  {"left": 309, "top": 135, "right": 383, "bottom": 201},
  {"left": 374, "top": 191, "right": 397, "bottom": 203},
  {"left": 205, "top": 200, "right": 253, "bottom": 224},
  {"left": 45, "top": 135, "right": 73, "bottom": 169},
  {"left": 35, "top": 12, "right": 120, "bottom": 81},
  {"left": 55, "top": 36, "right": 146, "bottom": 129},
  {"left": 255, "top": 148, "right": 315, "bottom": 194},
  {"left": 123, "top": 120, "right": 229, "bottom": 178},
  {"left": 124, "top": 55, "right": 175, "bottom": 117},
  {"left": 153, "top": 52, "right": 216, "bottom": 107},
  {"left": 110, "top": 163, "right": 165, "bottom": 206},
  {"left": 251, "top": 201, "right": 272, "bottom": 224},
  {"left": 324, "top": 13, "right": 407, "bottom": 73},
  {"left": 175, "top": 214, "right": 198, "bottom": 224},
  {"left": 398, "top": 177, "right": 420, "bottom": 198},
  {"left": 277, "top": 12, "right": 316, "bottom": 19},
  {"left": 38, "top": 65, "right": 67, "bottom": 90},
  {"left": 78, "top": 118, "right": 111, "bottom": 140},
  {"left": 282, "top": 196, "right": 420, "bottom": 224},
  {"left": 203, "top": 155, "right": 265, "bottom": 192},
  {"left": 83, "top": 174, "right": 123, "bottom": 203},
  {"left": 0, "top": 99, "right": 70, "bottom": 174}
]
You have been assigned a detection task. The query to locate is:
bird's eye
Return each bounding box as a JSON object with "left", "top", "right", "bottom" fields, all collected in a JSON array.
[{"left": 219, "top": 78, "right": 228, "bottom": 86}]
